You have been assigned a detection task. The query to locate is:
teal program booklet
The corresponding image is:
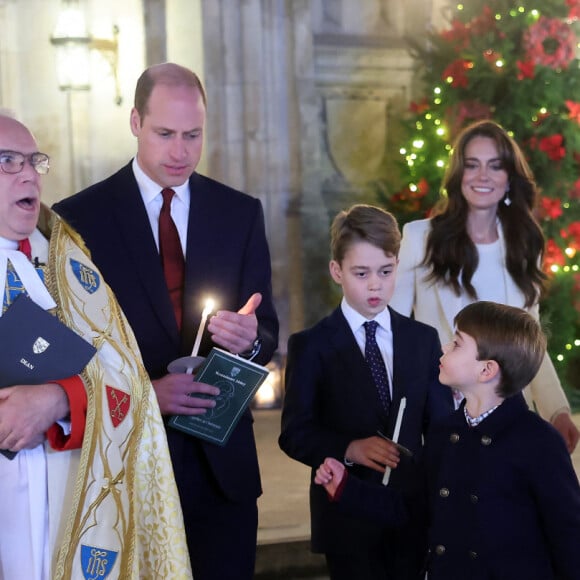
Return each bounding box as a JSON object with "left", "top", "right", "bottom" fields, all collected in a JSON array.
[{"left": 168, "top": 347, "right": 270, "bottom": 446}]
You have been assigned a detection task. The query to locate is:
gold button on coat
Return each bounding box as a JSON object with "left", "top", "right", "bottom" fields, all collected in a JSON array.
[
  {"left": 439, "top": 487, "right": 450, "bottom": 498},
  {"left": 435, "top": 545, "right": 446, "bottom": 555},
  {"left": 450, "top": 433, "right": 460, "bottom": 443},
  {"left": 481, "top": 435, "right": 492, "bottom": 446}
]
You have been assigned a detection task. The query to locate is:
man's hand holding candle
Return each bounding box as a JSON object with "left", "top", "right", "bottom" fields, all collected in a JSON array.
[
  {"left": 154, "top": 293, "right": 264, "bottom": 415},
  {"left": 207, "top": 292, "right": 262, "bottom": 354}
]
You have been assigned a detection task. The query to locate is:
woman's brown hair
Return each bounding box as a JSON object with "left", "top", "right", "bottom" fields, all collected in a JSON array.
[{"left": 423, "top": 120, "right": 546, "bottom": 307}]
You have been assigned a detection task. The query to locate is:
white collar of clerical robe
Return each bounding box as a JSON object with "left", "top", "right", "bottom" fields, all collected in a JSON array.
[{"left": 0, "top": 233, "right": 56, "bottom": 313}]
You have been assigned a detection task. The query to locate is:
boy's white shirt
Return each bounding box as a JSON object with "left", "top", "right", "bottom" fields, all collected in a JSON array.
[{"left": 340, "top": 297, "right": 394, "bottom": 397}]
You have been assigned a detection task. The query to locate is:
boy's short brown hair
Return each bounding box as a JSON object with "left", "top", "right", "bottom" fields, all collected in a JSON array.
[
  {"left": 454, "top": 301, "right": 546, "bottom": 398},
  {"left": 330, "top": 204, "right": 401, "bottom": 263}
]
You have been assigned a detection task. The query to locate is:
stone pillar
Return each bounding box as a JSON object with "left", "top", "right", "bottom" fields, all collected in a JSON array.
[
  {"left": 199, "top": 0, "right": 453, "bottom": 343},
  {"left": 201, "top": 0, "right": 312, "bottom": 349},
  {"left": 142, "top": 0, "right": 166, "bottom": 65}
]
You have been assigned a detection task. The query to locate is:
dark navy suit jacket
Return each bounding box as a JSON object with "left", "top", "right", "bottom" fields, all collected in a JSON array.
[
  {"left": 425, "top": 394, "right": 580, "bottom": 580},
  {"left": 53, "top": 162, "right": 279, "bottom": 502},
  {"left": 279, "top": 306, "right": 452, "bottom": 566},
  {"left": 336, "top": 394, "right": 580, "bottom": 579}
]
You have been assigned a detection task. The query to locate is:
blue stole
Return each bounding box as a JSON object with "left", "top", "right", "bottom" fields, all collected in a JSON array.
[{"left": 2, "top": 261, "right": 46, "bottom": 313}]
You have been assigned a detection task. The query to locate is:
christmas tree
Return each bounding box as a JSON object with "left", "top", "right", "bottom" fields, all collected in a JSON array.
[{"left": 377, "top": 0, "right": 580, "bottom": 390}]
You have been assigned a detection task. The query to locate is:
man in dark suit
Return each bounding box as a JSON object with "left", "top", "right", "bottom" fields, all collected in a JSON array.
[
  {"left": 279, "top": 205, "right": 452, "bottom": 580},
  {"left": 53, "top": 62, "right": 278, "bottom": 580}
]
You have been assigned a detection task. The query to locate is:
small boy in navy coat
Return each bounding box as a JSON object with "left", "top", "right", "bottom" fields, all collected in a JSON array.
[
  {"left": 279, "top": 204, "right": 452, "bottom": 580},
  {"left": 316, "top": 301, "right": 580, "bottom": 580}
]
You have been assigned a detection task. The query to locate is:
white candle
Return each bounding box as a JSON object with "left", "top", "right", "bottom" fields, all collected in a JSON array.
[
  {"left": 191, "top": 298, "right": 215, "bottom": 357},
  {"left": 382, "top": 397, "right": 407, "bottom": 486}
]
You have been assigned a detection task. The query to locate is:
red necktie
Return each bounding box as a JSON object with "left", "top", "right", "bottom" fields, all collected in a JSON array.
[
  {"left": 159, "top": 188, "right": 185, "bottom": 329},
  {"left": 18, "top": 238, "right": 32, "bottom": 260}
]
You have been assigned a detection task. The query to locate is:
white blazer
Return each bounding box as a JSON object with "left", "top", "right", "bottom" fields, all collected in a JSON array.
[{"left": 390, "top": 218, "right": 570, "bottom": 421}]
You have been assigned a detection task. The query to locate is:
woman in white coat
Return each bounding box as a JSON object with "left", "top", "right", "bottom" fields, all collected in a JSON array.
[{"left": 390, "top": 120, "right": 579, "bottom": 452}]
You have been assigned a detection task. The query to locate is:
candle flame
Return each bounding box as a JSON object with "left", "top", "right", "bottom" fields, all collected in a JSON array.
[{"left": 202, "top": 297, "right": 215, "bottom": 317}]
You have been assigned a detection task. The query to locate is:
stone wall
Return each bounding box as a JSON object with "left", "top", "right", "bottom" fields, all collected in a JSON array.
[
  {"left": 0, "top": 0, "right": 450, "bottom": 351},
  {"left": 201, "top": 0, "right": 450, "bottom": 342}
]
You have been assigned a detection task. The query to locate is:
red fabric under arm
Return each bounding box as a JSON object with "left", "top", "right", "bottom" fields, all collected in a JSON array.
[{"left": 46, "top": 375, "right": 87, "bottom": 451}]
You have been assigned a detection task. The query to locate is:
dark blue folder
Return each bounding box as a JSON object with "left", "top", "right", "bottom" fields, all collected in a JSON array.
[{"left": 0, "top": 294, "right": 96, "bottom": 458}]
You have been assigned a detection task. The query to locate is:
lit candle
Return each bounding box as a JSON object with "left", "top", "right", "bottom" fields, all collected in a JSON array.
[
  {"left": 382, "top": 397, "right": 406, "bottom": 486},
  {"left": 191, "top": 298, "right": 215, "bottom": 357}
]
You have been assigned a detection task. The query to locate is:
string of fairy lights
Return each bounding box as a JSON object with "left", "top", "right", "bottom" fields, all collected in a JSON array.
[{"left": 396, "top": 2, "right": 580, "bottom": 368}]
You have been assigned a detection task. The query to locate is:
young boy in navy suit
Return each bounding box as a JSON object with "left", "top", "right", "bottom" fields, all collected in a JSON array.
[
  {"left": 316, "top": 301, "right": 580, "bottom": 579},
  {"left": 279, "top": 204, "right": 453, "bottom": 580}
]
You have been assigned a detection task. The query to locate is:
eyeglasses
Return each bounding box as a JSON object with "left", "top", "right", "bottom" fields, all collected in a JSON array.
[{"left": 0, "top": 150, "right": 50, "bottom": 175}]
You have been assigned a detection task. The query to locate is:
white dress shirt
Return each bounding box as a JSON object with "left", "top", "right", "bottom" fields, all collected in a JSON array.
[
  {"left": 340, "top": 298, "right": 394, "bottom": 397},
  {"left": 132, "top": 157, "right": 190, "bottom": 253}
]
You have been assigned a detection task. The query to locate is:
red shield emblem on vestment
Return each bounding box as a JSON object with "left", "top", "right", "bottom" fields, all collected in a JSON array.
[{"left": 106, "top": 386, "right": 131, "bottom": 428}]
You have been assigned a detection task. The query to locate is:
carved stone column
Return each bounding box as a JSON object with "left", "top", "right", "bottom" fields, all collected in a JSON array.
[
  {"left": 142, "top": 0, "right": 166, "bottom": 65},
  {"left": 201, "top": 0, "right": 314, "bottom": 347},
  {"left": 200, "top": 0, "right": 451, "bottom": 344}
]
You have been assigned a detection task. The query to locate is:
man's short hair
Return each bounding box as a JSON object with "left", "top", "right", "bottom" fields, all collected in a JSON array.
[
  {"left": 454, "top": 301, "right": 546, "bottom": 398},
  {"left": 134, "top": 62, "right": 206, "bottom": 120},
  {"left": 330, "top": 204, "right": 401, "bottom": 263}
]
